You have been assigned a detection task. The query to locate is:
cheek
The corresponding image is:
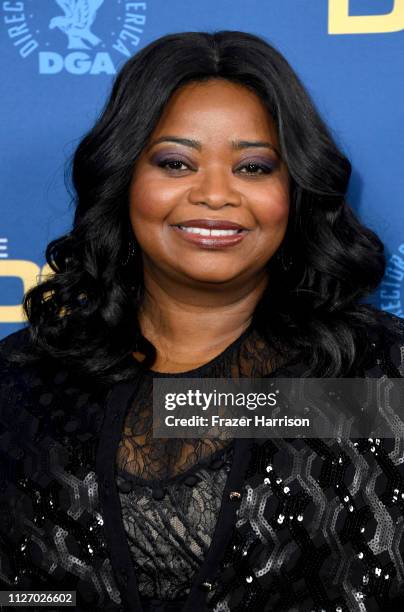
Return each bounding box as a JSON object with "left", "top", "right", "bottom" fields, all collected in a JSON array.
[
  {"left": 129, "top": 176, "right": 184, "bottom": 226},
  {"left": 254, "top": 182, "right": 290, "bottom": 228}
]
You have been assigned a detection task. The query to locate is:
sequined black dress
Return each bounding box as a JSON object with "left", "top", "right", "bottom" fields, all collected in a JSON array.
[{"left": 1, "top": 309, "right": 404, "bottom": 612}]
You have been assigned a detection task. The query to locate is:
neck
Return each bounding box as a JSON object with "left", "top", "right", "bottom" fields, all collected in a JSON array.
[{"left": 137, "top": 262, "right": 268, "bottom": 361}]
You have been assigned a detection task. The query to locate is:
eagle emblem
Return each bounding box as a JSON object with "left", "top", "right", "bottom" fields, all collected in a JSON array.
[{"left": 49, "top": 0, "right": 105, "bottom": 50}]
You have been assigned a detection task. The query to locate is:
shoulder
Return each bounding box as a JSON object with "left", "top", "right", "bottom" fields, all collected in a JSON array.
[
  {"left": 371, "top": 306, "right": 404, "bottom": 335},
  {"left": 369, "top": 306, "right": 404, "bottom": 342},
  {"left": 0, "top": 326, "right": 37, "bottom": 378},
  {"left": 0, "top": 327, "right": 104, "bottom": 405},
  {"left": 0, "top": 326, "right": 32, "bottom": 360},
  {"left": 0, "top": 327, "right": 60, "bottom": 407},
  {"left": 365, "top": 306, "right": 404, "bottom": 375},
  {"left": 0, "top": 327, "right": 38, "bottom": 405}
]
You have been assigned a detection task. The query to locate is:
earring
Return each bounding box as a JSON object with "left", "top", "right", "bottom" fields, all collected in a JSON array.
[
  {"left": 121, "top": 233, "right": 136, "bottom": 266},
  {"left": 281, "top": 252, "right": 293, "bottom": 271},
  {"left": 275, "top": 248, "right": 293, "bottom": 271}
]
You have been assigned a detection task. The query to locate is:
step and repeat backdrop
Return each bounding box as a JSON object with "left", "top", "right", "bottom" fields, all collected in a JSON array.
[{"left": 1, "top": 0, "right": 403, "bottom": 339}]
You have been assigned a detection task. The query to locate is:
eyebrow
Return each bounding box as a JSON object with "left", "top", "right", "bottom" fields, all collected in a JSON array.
[{"left": 148, "top": 136, "right": 280, "bottom": 157}]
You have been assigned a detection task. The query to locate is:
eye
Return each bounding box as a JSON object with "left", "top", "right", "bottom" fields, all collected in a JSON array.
[
  {"left": 237, "top": 162, "right": 274, "bottom": 175},
  {"left": 154, "top": 157, "right": 274, "bottom": 176},
  {"left": 158, "top": 159, "right": 191, "bottom": 172}
]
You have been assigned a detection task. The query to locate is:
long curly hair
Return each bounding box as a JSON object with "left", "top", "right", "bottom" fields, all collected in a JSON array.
[{"left": 18, "top": 30, "right": 386, "bottom": 384}]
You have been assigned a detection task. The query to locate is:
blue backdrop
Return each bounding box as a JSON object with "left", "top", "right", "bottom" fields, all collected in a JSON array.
[{"left": 1, "top": 0, "right": 403, "bottom": 339}]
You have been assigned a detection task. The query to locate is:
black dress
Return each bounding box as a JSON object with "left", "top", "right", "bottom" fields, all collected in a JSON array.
[{"left": 1, "top": 309, "right": 404, "bottom": 611}]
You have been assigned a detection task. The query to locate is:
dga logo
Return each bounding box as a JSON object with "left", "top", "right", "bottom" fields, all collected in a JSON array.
[
  {"left": 377, "top": 243, "right": 404, "bottom": 318},
  {"left": 2, "top": 1, "right": 148, "bottom": 75}
]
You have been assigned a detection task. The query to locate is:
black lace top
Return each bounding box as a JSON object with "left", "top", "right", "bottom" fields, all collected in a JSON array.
[
  {"left": 114, "top": 325, "right": 289, "bottom": 602},
  {"left": 117, "top": 444, "right": 234, "bottom": 601}
]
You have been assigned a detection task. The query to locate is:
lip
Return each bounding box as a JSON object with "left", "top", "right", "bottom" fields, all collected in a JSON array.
[
  {"left": 170, "top": 224, "right": 249, "bottom": 249},
  {"left": 172, "top": 219, "right": 248, "bottom": 230}
]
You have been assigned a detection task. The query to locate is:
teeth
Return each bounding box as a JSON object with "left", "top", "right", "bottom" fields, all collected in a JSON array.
[{"left": 178, "top": 226, "right": 240, "bottom": 236}]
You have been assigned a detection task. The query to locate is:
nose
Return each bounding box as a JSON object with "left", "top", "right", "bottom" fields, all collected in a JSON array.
[{"left": 188, "top": 166, "right": 242, "bottom": 209}]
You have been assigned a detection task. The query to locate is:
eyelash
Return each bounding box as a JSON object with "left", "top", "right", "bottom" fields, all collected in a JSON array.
[{"left": 157, "top": 159, "right": 274, "bottom": 176}]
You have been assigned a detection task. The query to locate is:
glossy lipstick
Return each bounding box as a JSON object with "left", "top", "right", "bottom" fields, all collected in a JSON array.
[{"left": 170, "top": 219, "right": 250, "bottom": 249}]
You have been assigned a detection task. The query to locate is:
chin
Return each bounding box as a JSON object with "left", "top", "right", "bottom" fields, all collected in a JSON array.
[{"left": 181, "top": 267, "right": 247, "bottom": 285}]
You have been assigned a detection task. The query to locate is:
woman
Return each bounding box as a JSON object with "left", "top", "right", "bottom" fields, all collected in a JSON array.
[{"left": 1, "top": 30, "right": 404, "bottom": 612}]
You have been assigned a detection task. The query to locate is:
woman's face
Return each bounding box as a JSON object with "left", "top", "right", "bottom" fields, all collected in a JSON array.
[{"left": 129, "top": 79, "right": 290, "bottom": 287}]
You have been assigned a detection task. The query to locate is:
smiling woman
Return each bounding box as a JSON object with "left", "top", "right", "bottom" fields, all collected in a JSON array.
[
  {"left": 129, "top": 78, "right": 290, "bottom": 371},
  {"left": 1, "top": 30, "right": 404, "bottom": 612}
]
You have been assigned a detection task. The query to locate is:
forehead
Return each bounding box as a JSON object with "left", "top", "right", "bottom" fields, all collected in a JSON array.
[{"left": 150, "top": 78, "right": 279, "bottom": 143}]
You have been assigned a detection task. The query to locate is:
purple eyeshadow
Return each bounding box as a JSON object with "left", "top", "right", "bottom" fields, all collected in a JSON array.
[{"left": 151, "top": 151, "right": 189, "bottom": 165}]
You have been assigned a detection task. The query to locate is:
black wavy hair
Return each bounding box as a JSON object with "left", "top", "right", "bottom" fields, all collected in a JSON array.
[{"left": 18, "top": 30, "right": 387, "bottom": 384}]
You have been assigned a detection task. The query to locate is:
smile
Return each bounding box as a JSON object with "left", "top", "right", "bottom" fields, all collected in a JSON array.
[{"left": 171, "top": 225, "right": 249, "bottom": 249}]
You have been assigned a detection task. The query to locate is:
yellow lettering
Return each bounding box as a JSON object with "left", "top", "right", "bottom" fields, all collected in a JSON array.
[
  {"left": 0, "top": 260, "right": 39, "bottom": 322},
  {"left": 329, "top": 0, "right": 404, "bottom": 34},
  {"left": 0, "top": 260, "right": 54, "bottom": 323}
]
